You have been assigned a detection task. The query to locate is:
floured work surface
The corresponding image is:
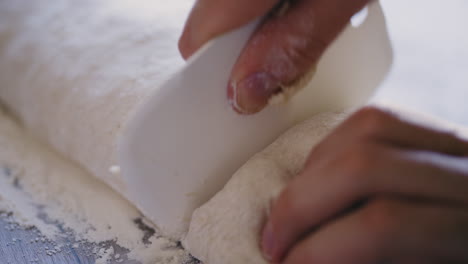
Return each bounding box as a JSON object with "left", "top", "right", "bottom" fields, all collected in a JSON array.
[
  {"left": 0, "top": 212, "right": 139, "bottom": 264},
  {"left": 0, "top": 107, "right": 198, "bottom": 264},
  {"left": 0, "top": 0, "right": 199, "bottom": 262}
]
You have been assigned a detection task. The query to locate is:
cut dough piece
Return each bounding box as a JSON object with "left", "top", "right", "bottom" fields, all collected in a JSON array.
[{"left": 183, "top": 111, "right": 348, "bottom": 264}]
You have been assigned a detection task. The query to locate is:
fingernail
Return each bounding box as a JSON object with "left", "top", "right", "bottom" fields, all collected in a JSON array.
[
  {"left": 261, "top": 221, "right": 276, "bottom": 261},
  {"left": 228, "top": 72, "right": 280, "bottom": 114}
]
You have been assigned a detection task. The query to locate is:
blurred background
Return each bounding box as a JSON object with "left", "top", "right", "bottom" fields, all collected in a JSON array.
[{"left": 374, "top": 0, "right": 468, "bottom": 124}]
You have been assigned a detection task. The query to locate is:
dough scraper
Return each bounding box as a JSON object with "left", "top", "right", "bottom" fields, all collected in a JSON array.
[{"left": 118, "top": 2, "right": 393, "bottom": 239}]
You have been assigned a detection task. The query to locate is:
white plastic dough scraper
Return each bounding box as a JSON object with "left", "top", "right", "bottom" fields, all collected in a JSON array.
[{"left": 119, "top": 2, "right": 393, "bottom": 239}]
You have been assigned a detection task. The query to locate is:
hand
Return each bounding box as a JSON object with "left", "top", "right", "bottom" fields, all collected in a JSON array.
[
  {"left": 262, "top": 107, "right": 468, "bottom": 263},
  {"left": 178, "top": 0, "right": 370, "bottom": 114}
]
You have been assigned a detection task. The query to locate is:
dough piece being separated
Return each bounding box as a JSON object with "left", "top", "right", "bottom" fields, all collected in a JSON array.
[
  {"left": 183, "top": 111, "right": 348, "bottom": 264},
  {"left": 184, "top": 104, "right": 468, "bottom": 264}
]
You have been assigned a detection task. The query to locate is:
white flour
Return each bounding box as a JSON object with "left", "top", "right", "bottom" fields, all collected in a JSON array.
[
  {"left": 0, "top": 107, "right": 195, "bottom": 263},
  {"left": 0, "top": 0, "right": 199, "bottom": 262}
]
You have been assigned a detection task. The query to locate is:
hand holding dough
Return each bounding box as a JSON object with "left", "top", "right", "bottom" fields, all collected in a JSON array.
[{"left": 183, "top": 111, "right": 348, "bottom": 263}]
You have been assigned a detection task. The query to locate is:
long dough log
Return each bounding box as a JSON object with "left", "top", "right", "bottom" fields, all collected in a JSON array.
[
  {"left": 0, "top": 0, "right": 190, "bottom": 197},
  {"left": 0, "top": 0, "right": 392, "bottom": 242}
]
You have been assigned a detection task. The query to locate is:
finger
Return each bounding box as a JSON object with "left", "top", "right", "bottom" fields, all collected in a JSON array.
[
  {"left": 283, "top": 198, "right": 398, "bottom": 264},
  {"left": 262, "top": 144, "right": 468, "bottom": 261},
  {"left": 341, "top": 107, "right": 468, "bottom": 156},
  {"left": 305, "top": 107, "right": 468, "bottom": 169},
  {"left": 283, "top": 198, "right": 468, "bottom": 264},
  {"left": 178, "top": 0, "right": 278, "bottom": 59},
  {"left": 228, "top": 0, "right": 370, "bottom": 114}
]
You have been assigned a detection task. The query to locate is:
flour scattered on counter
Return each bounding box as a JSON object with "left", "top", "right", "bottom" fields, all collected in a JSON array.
[{"left": 0, "top": 108, "right": 197, "bottom": 264}]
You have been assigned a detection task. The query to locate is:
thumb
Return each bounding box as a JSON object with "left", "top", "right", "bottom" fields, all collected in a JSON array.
[
  {"left": 228, "top": 0, "right": 370, "bottom": 114},
  {"left": 178, "top": 0, "right": 278, "bottom": 59}
]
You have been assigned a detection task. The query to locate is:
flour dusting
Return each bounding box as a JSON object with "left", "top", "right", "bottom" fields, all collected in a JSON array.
[{"left": 0, "top": 107, "right": 197, "bottom": 263}]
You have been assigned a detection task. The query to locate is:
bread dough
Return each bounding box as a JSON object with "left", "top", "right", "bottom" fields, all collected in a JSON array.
[
  {"left": 0, "top": 0, "right": 191, "bottom": 197},
  {"left": 183, "top": 104, "right": 468, "bottom": 264},
  {"left": 0, "top": 0, "right": 391, "bottom": 241},
  {"left": 183, "top": 111, "right": 348, "bottom": 264}
]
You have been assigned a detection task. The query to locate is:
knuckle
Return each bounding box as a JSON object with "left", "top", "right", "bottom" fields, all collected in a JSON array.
[
  {"left": 272, "top": 27, "right": 327, "bottom": 80},
  {"left": 273, "top": 180, "right": 315, "bottom": 230},
  {"left": 269, "top": 185, "right": 307, "bottom": 245},
  {"left": 336, "top": 145, "right": 377, "bottom": 182},
  {"left": 351, "top": 107, "right": 393, "bottom": 137},
  {"left": 285, "top": 36, "right": 327, "bottom": 69},
  {"left": 359, "top": 198, "right": 401, "bottom": 242},
  {"left": 275, "top": 186, "right": 301, "bottom": 218}
]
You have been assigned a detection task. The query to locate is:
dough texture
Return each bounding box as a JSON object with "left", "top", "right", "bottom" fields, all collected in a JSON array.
[
  {"left": 0, "top": 0, "right": 190, "bottom": 197},
  {"left": 183, "top": 111, "right": 348, "bottom": 264}
]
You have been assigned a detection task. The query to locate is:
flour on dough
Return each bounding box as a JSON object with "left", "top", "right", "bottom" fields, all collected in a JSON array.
[{"left": 183, "top": 111, "right": 348, "bottom": 264}]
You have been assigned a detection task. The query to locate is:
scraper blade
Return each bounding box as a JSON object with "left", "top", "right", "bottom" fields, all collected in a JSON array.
[{"left": 118, "top": 2, "right": 392, "bottom": 239}]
